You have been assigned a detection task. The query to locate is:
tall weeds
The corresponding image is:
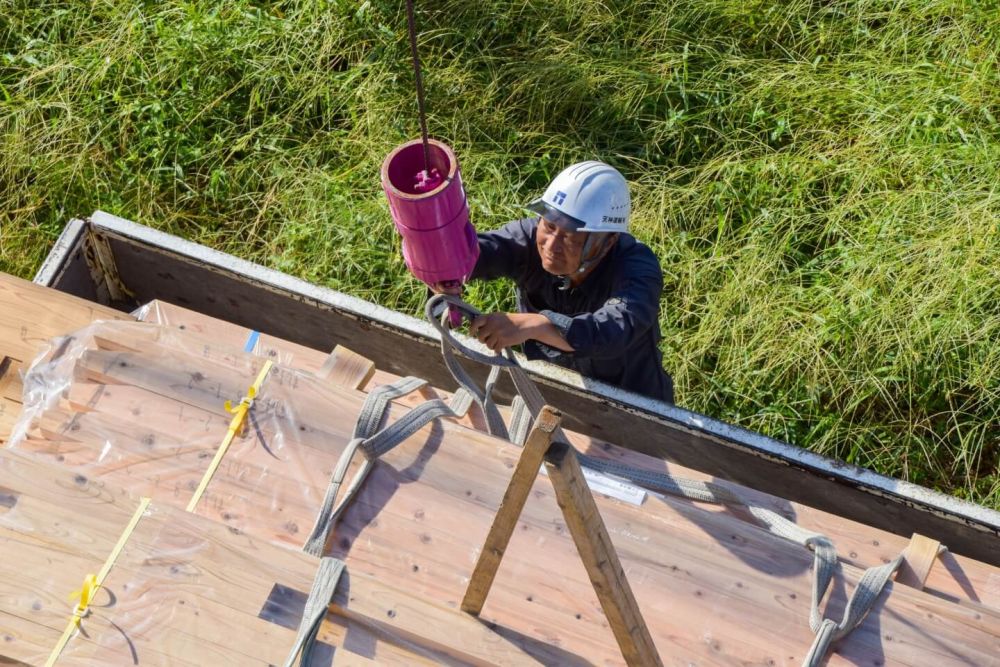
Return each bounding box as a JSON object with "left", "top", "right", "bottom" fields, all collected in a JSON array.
[{"left": 2, "top": 1, "right": 998, "bottom": 505}]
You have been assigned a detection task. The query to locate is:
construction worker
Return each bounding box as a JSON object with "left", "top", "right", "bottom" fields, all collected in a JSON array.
[{"left": 445, "top": 161, "right": 674, "bottom": 403}]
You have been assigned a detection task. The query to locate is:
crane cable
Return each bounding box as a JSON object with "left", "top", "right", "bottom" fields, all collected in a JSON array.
[{"left": 405, "top": 0, "right": 432, "bottom": 172}]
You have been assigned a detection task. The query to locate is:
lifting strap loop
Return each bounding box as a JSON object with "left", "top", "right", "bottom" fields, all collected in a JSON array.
[
  {"left": 303, "top": 375, "right": 474, "bottom": 556},
  {"left": 802, "top": 549, "right": 904, "bottom": 667}
]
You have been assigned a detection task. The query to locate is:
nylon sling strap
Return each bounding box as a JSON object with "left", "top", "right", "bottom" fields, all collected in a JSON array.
[
  {"left": 303, "top": 375, "right": 474, "bottom": 557},
  {"left": 802, "top": 539, "right": 904, "bottom": 667},
  {"left": 295, "top": 375, "right": 478, "bottom": 661},
  {"left": 282, "top": 556, "right": 346, "bottom": 667}
]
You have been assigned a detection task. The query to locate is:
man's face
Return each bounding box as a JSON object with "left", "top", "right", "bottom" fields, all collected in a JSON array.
[{"left": 536, "top": 217, "right": 588, "bottom": 276}]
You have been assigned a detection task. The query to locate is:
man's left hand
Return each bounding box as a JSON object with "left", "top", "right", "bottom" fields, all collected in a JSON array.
[
  {"left": 469, "top": 313, "right": 544, "bottom": 352},
  {"left": 469, "top": 312, "right": 575, "bottom": 353}
]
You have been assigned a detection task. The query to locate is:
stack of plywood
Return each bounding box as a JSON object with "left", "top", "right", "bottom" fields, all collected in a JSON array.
[
  {"left": 2, "top": 271, "right": 1000, "bottom": 666},
  {"left": 0, "top": 274, "right": 130, "bottom": 443}
]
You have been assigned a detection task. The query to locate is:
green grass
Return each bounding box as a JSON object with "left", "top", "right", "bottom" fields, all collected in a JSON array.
[{"left": 2, "top": 1, "right": 998, "bottom": 506}]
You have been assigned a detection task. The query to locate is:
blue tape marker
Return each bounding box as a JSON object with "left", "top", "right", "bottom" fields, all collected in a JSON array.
[{"left": 244, "top": 330, "right": 260, "bottom": 353}]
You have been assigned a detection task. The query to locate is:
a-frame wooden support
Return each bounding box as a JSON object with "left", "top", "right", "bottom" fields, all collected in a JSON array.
[{"left": 462, "top": 405, "right": 663, "bottom": 667}]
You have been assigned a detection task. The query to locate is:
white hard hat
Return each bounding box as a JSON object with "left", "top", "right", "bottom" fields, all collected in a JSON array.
[{"left": 526, "top": 161, "right": 631, "bottom": 233}]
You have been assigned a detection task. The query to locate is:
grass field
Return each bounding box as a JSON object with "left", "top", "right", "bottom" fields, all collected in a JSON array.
[{"left": 2, "top": 1, "right": 998, "bottom": 506}]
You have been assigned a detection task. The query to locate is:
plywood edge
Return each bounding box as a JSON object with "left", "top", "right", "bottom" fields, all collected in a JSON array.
[{"left": 329, "top": 571, "right": 549, "bottom": 666}]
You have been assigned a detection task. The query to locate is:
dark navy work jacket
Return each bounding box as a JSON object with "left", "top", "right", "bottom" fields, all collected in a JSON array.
[{"left": 470, "top": 218, "right": 674, "bottom": 403}]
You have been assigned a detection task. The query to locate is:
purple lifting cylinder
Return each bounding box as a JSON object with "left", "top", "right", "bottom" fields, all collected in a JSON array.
[{"left": 381, "top": 138, "right": 479, "bottom": 288}]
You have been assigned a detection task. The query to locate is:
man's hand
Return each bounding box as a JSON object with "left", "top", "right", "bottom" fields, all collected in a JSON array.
[{"left": 469, "top": 312, "right": 574, "bottom": 353}]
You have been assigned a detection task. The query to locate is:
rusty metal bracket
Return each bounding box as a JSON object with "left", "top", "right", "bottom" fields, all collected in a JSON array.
[{"left": 82, "top": 226, "right": 134, "bottom": 306}]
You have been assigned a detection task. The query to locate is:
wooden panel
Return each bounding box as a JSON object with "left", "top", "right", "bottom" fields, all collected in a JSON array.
[
  {"left": 60, "top": 232, "right": 1000, "bottom": 570},
  {"left": 0, "top": 272, "right": 129, "bottom": 364},
  {"left": 10, "top": 323, "right": 999, "bottom": 665},
  {"left": 8, "top": 284, "right": 1000, "bottom": 620},
  {"left": 6, "top": 301, "right": 1000, "bottom": 665}
]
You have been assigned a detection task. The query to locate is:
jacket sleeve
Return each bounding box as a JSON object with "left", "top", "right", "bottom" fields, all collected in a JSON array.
[
  {"left": 540, "top": 248, "right": 663, "bottom": 359},
  {"left": 469, "top": 218, "right": 534, "bottom": 283}
]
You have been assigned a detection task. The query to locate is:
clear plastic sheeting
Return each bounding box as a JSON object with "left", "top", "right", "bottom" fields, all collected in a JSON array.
[
  {"left": 7, "top": 319, "right": 357, "bottom": 549},
  {"left": 132, "top": 299, "right": 495, "bottom": 432},
  {"left": 132, "top": 300, "right": 318, "bottom": 373}
]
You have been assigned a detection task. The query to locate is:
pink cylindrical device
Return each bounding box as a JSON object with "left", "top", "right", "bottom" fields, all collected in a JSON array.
[{"left": 381, "top": 138, "right": 479, "bottom": 291}]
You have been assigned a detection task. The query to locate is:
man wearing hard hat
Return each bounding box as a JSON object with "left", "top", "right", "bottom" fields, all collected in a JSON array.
[{"left": 463, "top": 161, "right": 674, "bottom": 403}]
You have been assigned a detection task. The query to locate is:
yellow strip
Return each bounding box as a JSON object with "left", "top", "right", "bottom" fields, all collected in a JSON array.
[
  {"left": 186, "top": 360, "right": 273, "bottom": 512},
  {"left": 45, "top": 496, "right": 151, "bottom": 667}
]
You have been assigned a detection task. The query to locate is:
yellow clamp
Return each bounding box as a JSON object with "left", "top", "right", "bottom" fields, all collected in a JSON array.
[
  {"left": 186, "top": 360, "right": 274, "bottom": 512},
  {"left": 224, "top": 384, "right": 258, "bottom": 437},
  {"left": 69, "top": 574, "right": 98, "bottom": 627},
  {"left": 46, "top": 497, "right": 151, "bottom": 667}
]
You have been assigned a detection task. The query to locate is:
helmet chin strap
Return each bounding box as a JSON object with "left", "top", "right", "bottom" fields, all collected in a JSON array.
[{"left": 556, "top": 234, "right": 607, "bottom": 291}]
